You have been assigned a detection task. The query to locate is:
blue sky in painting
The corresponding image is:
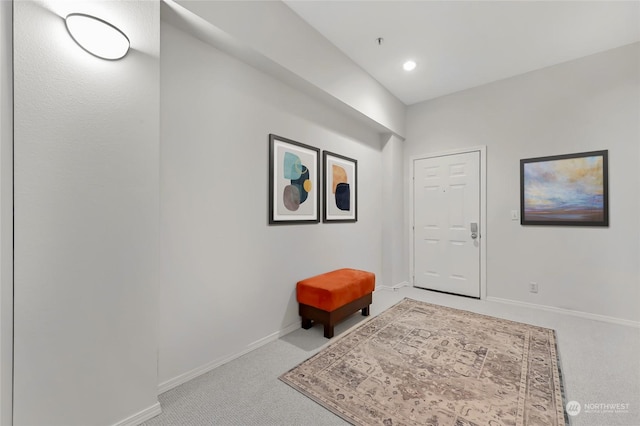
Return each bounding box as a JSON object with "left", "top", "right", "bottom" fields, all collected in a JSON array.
[{"left": 524, "top": 156, "right": 604, "bottom": 212}]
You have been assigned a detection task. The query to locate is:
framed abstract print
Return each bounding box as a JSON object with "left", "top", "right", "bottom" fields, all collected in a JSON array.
[
  {"left": 323, "top": 151, "right": 357, "bottom": 223},
  {"left": 520, "top": 150, "right": 608, "bottom": 226},
  {"left": 269, "top": 134, "right": 320, "bottom": 224}
]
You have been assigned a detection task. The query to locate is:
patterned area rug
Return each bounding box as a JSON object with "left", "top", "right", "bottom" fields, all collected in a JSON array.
[{"left": 280, "top": 298, "right": 566, "bottom": 425}]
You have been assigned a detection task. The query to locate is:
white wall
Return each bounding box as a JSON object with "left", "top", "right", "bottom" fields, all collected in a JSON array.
[
  {"left": 159, "top": 21, "right": 383, "bottom": 388},
  {"left": 173, "top": 0, "right": 406, "bottom": 137},
  {"left": 0, "top": 1, "right": 13, "bottom": 424},
  {"left": 405, "top": 43, "right": 640, "bottom": 323},
  {"left": 13, "top": 1, "right": 161, "bottom": 425},
  {"left": 382, "top": 134, "right": 407, "bottom": 288}
]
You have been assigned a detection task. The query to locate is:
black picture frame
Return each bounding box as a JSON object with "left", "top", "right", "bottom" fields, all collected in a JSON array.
[
  {"left": 520, "top": 150, "right": 608, "bottom": 226},
  {"left": 269, "top": 134, "right": 320, "bottom": 224},
  {"left": 323, "top": 151, "right": 357, "bottom": 223}
]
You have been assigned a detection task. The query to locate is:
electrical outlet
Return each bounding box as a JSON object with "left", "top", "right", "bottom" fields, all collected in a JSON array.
[{"left": 529, "top": 282, "right": 538, "bottom": 293}]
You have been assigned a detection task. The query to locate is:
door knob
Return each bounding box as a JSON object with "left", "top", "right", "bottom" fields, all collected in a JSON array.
[{"left": 470, "top": 222, "right": 478, "bottom": 239}]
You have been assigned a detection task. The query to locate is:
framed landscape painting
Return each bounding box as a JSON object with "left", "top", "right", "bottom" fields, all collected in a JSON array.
[
  {"left": 520, "top": 150, "right": 608, "bottom": 226},
  {"left": 323, "top": 151, "right": 357, "bottom": 222},
  {"left": 269, "top": 134, "right": 320, "bottom": 224}
]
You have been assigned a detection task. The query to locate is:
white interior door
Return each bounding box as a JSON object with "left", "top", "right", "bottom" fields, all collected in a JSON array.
[{"left": 413, "top": 151, "right": 480, "bottom": 298}]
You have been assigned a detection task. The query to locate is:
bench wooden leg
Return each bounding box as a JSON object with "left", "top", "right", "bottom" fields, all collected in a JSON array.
[
  {"left": 323, "top": 324, "right": 334, "bottom": 339},
  {"left": 301, "top": 318, "right": 312, "bottom": 329},
  {"left": 299, "top": 292, "right": 372, "bottom": 339}
]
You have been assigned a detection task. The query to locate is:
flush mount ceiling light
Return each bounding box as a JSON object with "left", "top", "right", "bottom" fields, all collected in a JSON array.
[
  {"left": 65, "top": 13, "right": 130, "bottom": 60},
  {"left": 403, "top": 60, "right": 417, "bottom": 72}
]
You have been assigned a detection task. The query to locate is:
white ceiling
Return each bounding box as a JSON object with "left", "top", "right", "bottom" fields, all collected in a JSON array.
[{"left": 284, "top": 1, "right": 640, "bottom": 105}]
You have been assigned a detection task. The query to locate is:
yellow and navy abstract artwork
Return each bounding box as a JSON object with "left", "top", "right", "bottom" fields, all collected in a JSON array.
[
  {"left": 323, "top": 151, "right": 357, "bottom": 223},
  {"left": 332, "top": 164, "right": 350, "bottom": 211}
]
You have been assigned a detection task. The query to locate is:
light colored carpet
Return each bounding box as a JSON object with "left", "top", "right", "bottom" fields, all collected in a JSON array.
[
  {"left": 143, "top": 287, "right": 640, "bottom": 426},
  {"left": 280, "top": 298, "right": 565, "bottom": 425}
]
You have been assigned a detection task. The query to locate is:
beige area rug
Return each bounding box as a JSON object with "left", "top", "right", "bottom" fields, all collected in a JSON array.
[{"left": 280, "top": 298, "right": 567, "bottom": 426}]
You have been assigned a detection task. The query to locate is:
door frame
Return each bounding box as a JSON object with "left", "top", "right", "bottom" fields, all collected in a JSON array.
[{"left": 410, "top": 145, "right": 487, "bottom": 299}]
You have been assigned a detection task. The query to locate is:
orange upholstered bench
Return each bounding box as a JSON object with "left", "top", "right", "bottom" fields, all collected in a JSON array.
[{"left": 296, "top": 268, "right": 375, "bottom": 338}]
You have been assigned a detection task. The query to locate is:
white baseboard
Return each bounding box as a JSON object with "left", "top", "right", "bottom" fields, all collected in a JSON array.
[
  {"left": 113, "top": 402, "right": 161, "bottom": 426},
  {"left": 158, "top": 321, "right": 300, "bottom": 394},
  {"left": 486, "top": 296, "right": 640, "bottom": 328},
  {"left": 376, "top": 281, "right": 410, "bottom": 292}
]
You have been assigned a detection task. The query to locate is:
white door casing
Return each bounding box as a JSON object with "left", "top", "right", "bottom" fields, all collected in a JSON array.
[{"left": 413, "top": 149, "right": 483, "bottom": 298}]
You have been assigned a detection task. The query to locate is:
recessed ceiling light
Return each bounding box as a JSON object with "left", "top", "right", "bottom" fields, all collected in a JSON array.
[{"left": 403, "top": 60, "right": 417, "bottom": 71}]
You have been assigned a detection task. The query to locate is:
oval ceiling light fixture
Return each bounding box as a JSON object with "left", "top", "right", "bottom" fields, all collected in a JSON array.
[
  {"left": 65, "top": 13, "right": 130, "bottom": 60},
  {"left": 403, "top": 60, "right": 417, "bottom": 72}
]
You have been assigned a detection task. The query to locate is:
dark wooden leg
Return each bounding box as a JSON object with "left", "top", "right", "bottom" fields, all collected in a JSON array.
[
  {"left": 323, "top": 324, "right": 334, "bottom": 339},
  {"left": 299, "top": 293, "right": 372, "bottom": 339}
]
